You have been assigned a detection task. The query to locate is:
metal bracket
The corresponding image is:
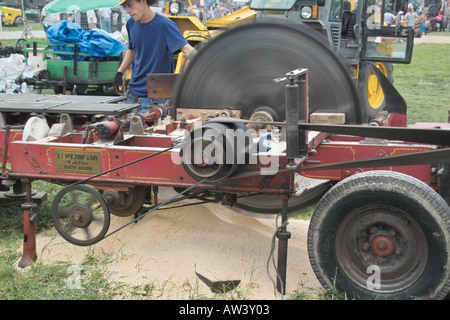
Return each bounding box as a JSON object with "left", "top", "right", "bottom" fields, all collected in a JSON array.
[{"left": 273, "top": 68, "right": 309, "bottom": 83}]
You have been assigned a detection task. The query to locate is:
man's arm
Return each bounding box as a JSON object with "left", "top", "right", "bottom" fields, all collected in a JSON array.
[
  {"left": 114, "top": 49, "right": 134, "bottom": 94},
  {"left": 180, "top": 44, "right": 197, "bottom": 60},
  {"left": 118, "top": 49, "right": 134, "bottom": 73}
]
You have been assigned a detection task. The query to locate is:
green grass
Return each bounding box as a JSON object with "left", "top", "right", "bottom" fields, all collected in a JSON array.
[
  {"left": 1, "top": 22, "right": 44, "bottom": 32},
  {"left": 393, "top": 43, "right": 450, "bottom": 124}
]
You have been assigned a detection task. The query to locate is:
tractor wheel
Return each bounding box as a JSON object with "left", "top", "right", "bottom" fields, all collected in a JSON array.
[
  {"left": 13, "top": 38, "right": 26, "bottom": 54},
  {"left": 308, "top": 170, "right": 450, "bottom": 300},
  {"left": 13, "top": 16, "right": 24, "bottom": 26},
  {"left": 358, "top": 61, "right": 393, "bottom": 122}
]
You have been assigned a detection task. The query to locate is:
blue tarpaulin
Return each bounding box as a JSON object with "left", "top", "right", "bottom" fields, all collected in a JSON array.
[{"left": 46, "top": 20, "right": 127, "bottom": 61}]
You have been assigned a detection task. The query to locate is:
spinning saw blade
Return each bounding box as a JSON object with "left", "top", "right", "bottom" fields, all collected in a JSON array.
[
  {"left": 173, "top": 21, "right": 362, "bottom": 123},
  {"left": 173, "top": 21, "right": 362, "bottom": 213}
]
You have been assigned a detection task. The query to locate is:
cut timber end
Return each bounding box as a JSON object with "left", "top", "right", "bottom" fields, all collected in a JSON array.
[{"left": 310, "top": 112, "right": 346, "bottom": 124}]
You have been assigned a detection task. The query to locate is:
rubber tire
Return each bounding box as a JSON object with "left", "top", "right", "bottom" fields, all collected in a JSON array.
[{"left": 308, "top": 170, "right": 450, "bottom": 300}]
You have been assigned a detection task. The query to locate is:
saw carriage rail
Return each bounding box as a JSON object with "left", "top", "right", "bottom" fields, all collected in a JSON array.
[{"left": 1, "top": 65, "right": 450, "bottom": 299}]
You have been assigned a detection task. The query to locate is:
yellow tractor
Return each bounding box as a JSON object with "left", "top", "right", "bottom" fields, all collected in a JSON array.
[{"left": 0, "top": 6, "right": 23, "bottom": 26}]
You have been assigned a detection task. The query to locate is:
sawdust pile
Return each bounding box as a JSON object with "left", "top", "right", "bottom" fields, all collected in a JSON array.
[{"left": 36, "top": 188, "right": 322, "bottom": 299}]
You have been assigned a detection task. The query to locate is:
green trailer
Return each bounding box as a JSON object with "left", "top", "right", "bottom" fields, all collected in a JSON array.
[{"left": 18, "top": 40, "right": 123, "bottom": 95}]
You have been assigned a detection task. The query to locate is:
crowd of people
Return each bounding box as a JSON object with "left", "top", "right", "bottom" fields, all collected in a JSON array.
[
  {"left": 384, "top": 1, "right": 450, "bottom": 37},
  {"left": 39, "top": 1, "right": 249, "bottom": 35},
  {"left": 188, "top": 3, "right": 249, "bottom": 24},
  {"left": 38, "top": 0, "right": 121, "bottom": 33}
]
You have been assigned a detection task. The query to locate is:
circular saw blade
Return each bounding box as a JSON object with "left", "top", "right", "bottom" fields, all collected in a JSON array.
[{"left": 173, "top": 20, "right": 362, "bottom": 124}]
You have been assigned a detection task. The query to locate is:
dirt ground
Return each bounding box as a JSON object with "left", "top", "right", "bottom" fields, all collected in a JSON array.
[
  {"left": 36, "top": 187, "right": 323, "bottom": 300},
  {"left": 413, "top": 34, "right": 450, "bottom": 45}
]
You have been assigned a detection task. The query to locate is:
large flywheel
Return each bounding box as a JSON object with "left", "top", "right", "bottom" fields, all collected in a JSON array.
[
  {"left": 173, "top": 21, "right": 362, "bottom": 213},
  {"left": 173, "top": 20, "right": 362, "bottom": 123}
]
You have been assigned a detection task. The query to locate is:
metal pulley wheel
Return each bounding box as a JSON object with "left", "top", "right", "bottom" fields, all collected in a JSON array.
[
  {"left": 173, "top": 20, "right": 362, "bottom": 123},
  {"left": 180, "top": 122, "right": 250, "bottom": 183},
  {"left": 51, "top": 184, "right": 110, "bottom": 246},
  {"left": 103, "top": 186, "right": 146, "bottom": 217}
]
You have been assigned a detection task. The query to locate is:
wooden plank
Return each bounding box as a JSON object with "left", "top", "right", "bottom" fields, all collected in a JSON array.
[
  {"left": 146, "top": 73, "right": 179, "bottom": 98},
  {"left": 310, "top": 112, "right": 346, "bottom": 124}
]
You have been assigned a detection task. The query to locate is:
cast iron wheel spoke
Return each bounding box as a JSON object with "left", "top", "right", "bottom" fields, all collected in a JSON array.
[{"left": 51, "top": 184, "right": 111, "bottom": 247}]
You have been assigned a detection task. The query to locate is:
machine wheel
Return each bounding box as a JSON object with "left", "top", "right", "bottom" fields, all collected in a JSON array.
[
  {"left": 358, "top": 61, "right": 394, "bottom": 122},
  {"left": 13, "top": 38, "right": 26, "bottom": 54},
  {"left": 308, "top": 170, "right": 450, "bottom": 299},
  {"left": 51, "top": 185, "right": 110, "bottom": 246},
  {"left": 13, "top": 16, "right": 24, "bottom": 26},
  {"left": 104, "top": 186, "right": 146, "bottom": 217},
  {"left": 180, "top": 122, "right": 249, "bottom": 183}
]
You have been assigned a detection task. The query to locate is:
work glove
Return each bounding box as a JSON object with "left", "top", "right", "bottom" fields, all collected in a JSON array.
[{"left": 113, "top": 71, "right": 124, "bottom": 95}]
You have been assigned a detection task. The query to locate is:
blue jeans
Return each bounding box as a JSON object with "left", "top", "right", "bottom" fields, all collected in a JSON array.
[
  {"left": 123, "top": 90, "right": 168, "bottom": 114},
  {"left": 102, "top": 18, "right": 111, "bottom": 33}
]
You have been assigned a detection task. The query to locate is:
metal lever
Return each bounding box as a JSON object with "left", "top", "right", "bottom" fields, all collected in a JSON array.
[{"left": 273, "top": 68, "right": 308, "bottom": 83}]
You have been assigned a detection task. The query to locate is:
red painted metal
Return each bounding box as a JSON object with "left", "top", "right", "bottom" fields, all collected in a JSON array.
[
  {"left": 6, "top": 132, "right": 294, "bottom": 195},
  {"left": 371, "top": 234, "right": 395, "bottom": 257},
  {"left": 301, "top": 137, "right": 436, "bottom": 187},
  {"left": 18, "top": 202, "right": 37, "bottom": 268}
]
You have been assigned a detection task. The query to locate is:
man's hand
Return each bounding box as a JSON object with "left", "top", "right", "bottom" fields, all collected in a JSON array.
[{"left": 113, "top": 71, "right": 124, "bottom": 95}]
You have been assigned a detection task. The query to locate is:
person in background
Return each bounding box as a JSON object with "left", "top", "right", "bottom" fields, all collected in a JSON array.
[
  {"left": 100, "top": 7, "right": 112, "bottom": 33},
  {"left": 436, "top": 10, "right": 444, "bottom": 31},
  {"left": 444, "top": 1, "right": 450, "bottom": 31},
  {"left": 40, "top": 0, "right": 54, "bottom": 33},
  {"left": 192, "top": 4, "right": 199, "bottom": 18},
  {"left": 113, "top": 0, "right": 197, "bottom": 114},
  {"left": 87, "top": 10, "right": 98, "bottom": 30},
  {"left": 199, "top": 5, "right": 207, "bottom": 25},
  {"left": 416, "top": 9, "right": 427, "bottom": 36},
  {"left": 384, "top": 7, "right": 397, "bottom": 26},
  {"left": 209, "top": 5, "right": 216, "bottom": 19},
  {"left": 404, "top": 3, "right": 416, "bottom": 28}
]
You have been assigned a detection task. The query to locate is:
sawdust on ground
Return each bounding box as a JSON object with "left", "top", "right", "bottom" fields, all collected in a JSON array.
[{"left": 36, "top": 187, "right": 323, "bottom": 300}]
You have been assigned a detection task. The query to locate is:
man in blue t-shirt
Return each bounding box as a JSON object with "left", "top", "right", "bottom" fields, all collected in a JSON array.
[{"left": 113, "top": 0, "right": 197, "bottom": 113}]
